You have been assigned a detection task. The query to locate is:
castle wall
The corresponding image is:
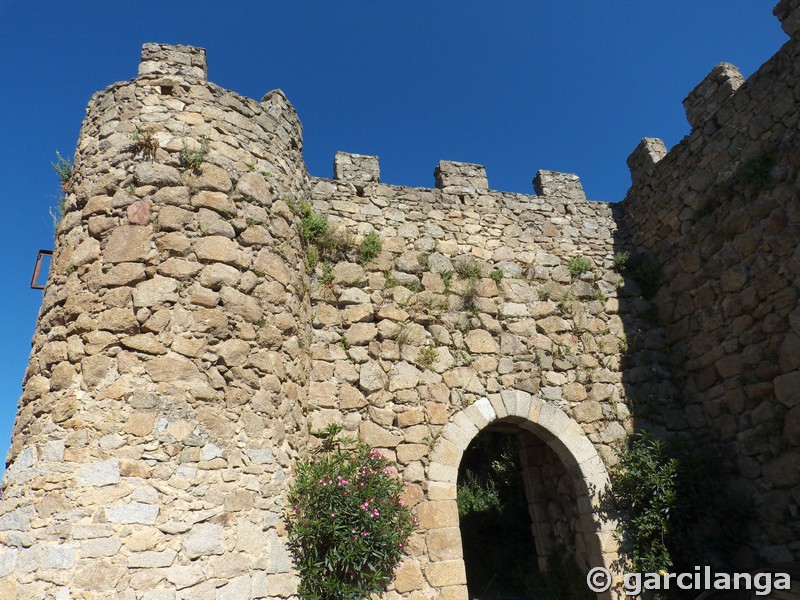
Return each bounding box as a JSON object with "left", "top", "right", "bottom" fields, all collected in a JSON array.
[
  {"left": 0, "top": 44, "right": 312, "bottom": 599},
  {"left": 622, "top": 2, "right": 800, "bottom": 565},
  {"left": 304, "top": 160, "right": 643, "bottom": 596}
]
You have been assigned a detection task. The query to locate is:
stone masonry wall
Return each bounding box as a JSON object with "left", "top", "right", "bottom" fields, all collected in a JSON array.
[
  {"left": 622, "top": 1, "right": 800, "bottom": 566},
  {"left": 305, "top": 158, "right": 653, "bottom": 597},
  {"left": 0, "top": 44, "right": 312, "bottom": 599}
]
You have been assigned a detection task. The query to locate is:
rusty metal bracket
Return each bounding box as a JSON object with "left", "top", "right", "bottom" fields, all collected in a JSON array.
[{"left": 30, "top": 250, "right": 53, "bottom": 290}]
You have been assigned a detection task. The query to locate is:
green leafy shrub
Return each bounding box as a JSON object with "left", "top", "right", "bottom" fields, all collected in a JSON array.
[
  {"left": 305, "top": 245, "right": 320, "bottom": 273},
  {"left": 567, "top": 256, "right": 592, "bottom": 277},
  {"left": 738, "top": 148, "right": 777, "bottom": 195},
  {"left": 287, "top": 425, "right": 415, "bottom": 600},
  {"left": 299, "top": 200, "right": 351, "bottom": 266},
  {"left": 489, "top": 268, "right": 504, "bottom": 283},
  {"left": 357, "top": 231, "right": 382, "bottom": 264},
  {"left": 610, "top": 432, "right": 752, "bottom": 577},
  {"left": 180, "top": 136, "right": 209, "bottom": 173},
  {"left": 611, "top": 434, "right": 677, "bottom": 573}
]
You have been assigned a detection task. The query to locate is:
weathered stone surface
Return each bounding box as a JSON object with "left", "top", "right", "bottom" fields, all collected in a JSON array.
[
  {"left": 254, "top": 249, "right": 291, "bottom": 285},
  {"left": 105, "top": 226, "right": 152, "bottom": 263},
  {"left": 184, "top": 523, "right": 225, "bottom": 559},
  {"left": 144, "top": 355, "right": 202, "bottom": 383},
  {"left": 775, "top": 371, "right": 800, "bottom": 407},
  {"left": 77, "top": 459, "right": 120, "bottom": 487},
  {"left": 425, "top": 559, "right": 467, "bottom": 587},
  {"left": 133, "top": 275, "right": 179, "bottom": 308},
  {"left": 108, "top": 503, "right": 159, "bottom": 525},
  {"left": 194, "top": 236, "right": 244, "bottom": 267},
  {"left": 359, "top": 421, "right": 402, "bottom": 447},
  {"left": 134, "top": 162, "right": 182, "bottom": 186},
  {"left": 464, "top": 330, "right": 498, "bottom": 354},
  {"left": 185, "top": 163, "right": 232, "bottom": 192},
  {"left": 236, "top": 172, "right": 272, "bottom": 204},
  {"left": 394, "top": 560, "right": 425, "bottom": 592}
]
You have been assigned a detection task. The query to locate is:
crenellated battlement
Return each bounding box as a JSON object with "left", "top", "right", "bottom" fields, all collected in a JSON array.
[
  {"left": 682, "top": 62, "right": 744, "bottom": 131},
  {"left": 138, "top": 42, "right": 208, "bottom": 83}
]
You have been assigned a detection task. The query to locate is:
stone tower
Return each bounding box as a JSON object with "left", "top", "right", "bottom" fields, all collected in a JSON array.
[{"left": 0, "top": 44, "right": 313, "bottom": 598}]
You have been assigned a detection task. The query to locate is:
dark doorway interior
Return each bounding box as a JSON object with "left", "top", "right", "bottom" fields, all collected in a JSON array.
[{"left": 457, "top": 425, "right": 593, "bottom": 600}]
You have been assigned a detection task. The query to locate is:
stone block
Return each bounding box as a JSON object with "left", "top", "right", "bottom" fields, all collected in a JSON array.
[
  {"left": 434, "top": 160, "right": 488, "bottom": 192},
  {"left": 359, "top": 421, "right": 402, "bottom": 447},
  {"left": 428, "top": 462, "right": 458, "bottom": 483},
  {"left": 533, "top": 170, "right": 585, "bottom": 200},
  {"left": 428, "top": 481, "right": 457, "bottom": 501},
  {"left": 464, "top": 329, "right": 497, "bottom": 353},
  {"left": 416, "top": 500, "right": 459, "bottom": 530},
  {"left": 77, "top": 459, "right": 120, "bottom": 487},
  {"left": 393, "top": 560, "right": 425, "bottom": 593},
  {"left": 682, "top": 62, "right": 744, "bottom": 128},
  {"left": 108, "top": 502, "right": 160, "bottom": 525},
  {"left": 427, "top": 527, "right": 463, "bottom": 561},
  {"left": 775, "top": 0, "right": 800, "bottom": 38},
  {"left": 104, "top": 225, "right": 152, "bottom": 263},
  {"left": 184, "top": 523, "right": 225, "bottom": 560},
  {"left": 128, "top": 550, "right": 177, "bottom": 568},
  {"left": 627, "top": 137, "right": 667, "bottom": 186},
  {"left": 536, "top": 402, "right": 572, "bottom": 440},
  {"left": 774, "top": 371, "right": 800, "bottom": 407},
  {"left": 334, "top": 152, "right": 380, "bottom": 183},
  {"left": 424, "top": 559, "right": 467, "bottom": 587}
]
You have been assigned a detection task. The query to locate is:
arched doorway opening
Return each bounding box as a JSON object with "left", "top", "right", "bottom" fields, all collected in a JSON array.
[
  {"left": 425, "top": 392, "right": 618, "bottom": 600},
  {"left": 458, "top": 421, "right": 594, "bottom": 600}
]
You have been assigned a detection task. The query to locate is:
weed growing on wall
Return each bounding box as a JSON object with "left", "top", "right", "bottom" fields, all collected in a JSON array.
[
  {"left": 299, "top": 200, "right": 351, "bottom": 268},
  {"left": 179, "top": 136, "right": 209, "bottom": 173},
  {"left": 287, "top": 424, "right": 415, "bottom": 600},
  {"left": 50, "top": 151, "right": 73, "bottom": 232},
  {"left": 357, "top": 231, "right": 382, "bottom": 264},
  {"left": 612, "top": 251, "right": 630, "bottom": 272},
  {"left": 416, "top": 345, "right": 439, "bottom": 370},
  {"left": 51, "top": 151, "right": 73, "bottom": 192},
  {"left": 455, "top": 258, "right": 482, "bottom": 280},
  {"left": 567, "top": 256, "right": 592, "bottom": 277},
  {"left": 130, "top": 126, "right": 160, "bottom": 161}
]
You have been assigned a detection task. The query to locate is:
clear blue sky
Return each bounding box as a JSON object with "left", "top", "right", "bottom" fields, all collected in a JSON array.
[{"left": 0, "top": 1, "right": 787, "bottom": 471}]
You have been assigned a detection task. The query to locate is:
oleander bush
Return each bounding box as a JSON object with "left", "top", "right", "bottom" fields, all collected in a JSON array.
[{"left": 287, "top": 425, "right": 415, "bottom": 600}]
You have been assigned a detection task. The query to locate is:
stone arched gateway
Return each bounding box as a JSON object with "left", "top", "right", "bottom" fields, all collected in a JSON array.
[{"left": 422, "top": 389, "right": 618, "bottom": 600}]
